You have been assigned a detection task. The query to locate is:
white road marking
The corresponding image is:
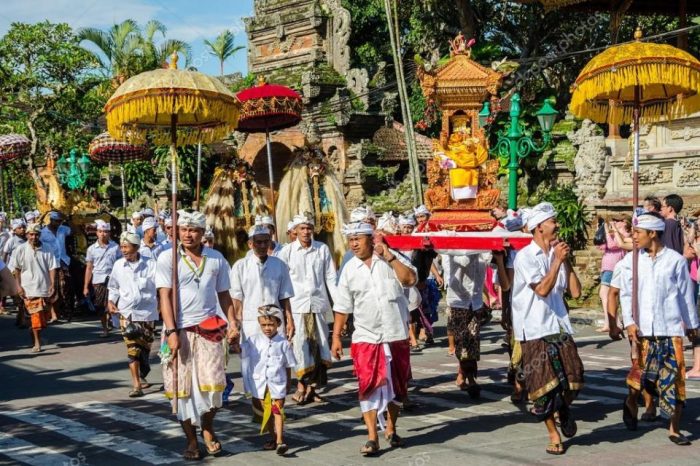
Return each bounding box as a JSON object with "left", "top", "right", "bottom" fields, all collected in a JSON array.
[{"left": 0, "top": 432, "right": 76, "bottom": 466}]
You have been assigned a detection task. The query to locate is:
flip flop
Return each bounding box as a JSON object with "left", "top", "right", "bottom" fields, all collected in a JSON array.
[
  {"left": 669, "top": 434, "right": 691, "bottom": 446},
  {"left": 128, "top": 388, "right": 144, "bottom": 398},
  {"left": 546, "top": 442, "right": 566, "bottom": 455},
  {"left": 202, "top": 438, "right": 222, "bottom": 455},
  {"left": 276, "top": 443, "right": 289, "bottom": 456},
  {"left": 622, "top": 400, "right": 637, "bottom": 431},
  {"left": 291, "top": 390, "right": 306, "bottom": 404},
  {"left": 360, "top": 440, "right": 379, "bottom": 456},
  {"left": 385, "top": 433, "right": 404, "bottom": 448}
]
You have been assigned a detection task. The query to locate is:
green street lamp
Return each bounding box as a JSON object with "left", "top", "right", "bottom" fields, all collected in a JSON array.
[
  {"left": 480, "top": 93, "right": 558, "bottom": 209},
  {"left": 56, "top": 148, "right": 91, "bottom": 190}
]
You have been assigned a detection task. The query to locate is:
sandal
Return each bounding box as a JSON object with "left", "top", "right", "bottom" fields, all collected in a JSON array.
[
  {"left": 203, "top": 439, "right": 222, "bottom": 455},
  {"left": 410, "top": 345, "right": 423, "bottom": 353},
  {"left": 385, "top": 432, "right": 404, "bottom": 448},
  {"left": 128, "top": 388, "right": 144, "bottom": 398},
  {"left": 140, "top": 378, "right": 152, "bottom": 389},
  {"left": 669, "top": 434, "right": 691, "bottom": 446},
  {"left": 263, "top": 440, "right": 277, "bottom": 450},
  {"left": 360, "top": 440, "right": 379, "bottom": 456},
  {"left": 291, "top": 390, "right": 306, "bottom": 404},
  {"left": 304, "top": 391, "right": 325, "bottom": 403},
  {"left": 546, "top": 443, "right": 566, "bottom": 455},
  {"left": 182, "top": 448, "right": 201, "bottom": 461},
  {"left": 622, "top": 400, "right": 637, "bottom": 431},
  {"left": 31, "top": 346, "right": 41, "bottom": 353},
  {"left": 276, "top": 443, "right": 289, "bottom": 455}
]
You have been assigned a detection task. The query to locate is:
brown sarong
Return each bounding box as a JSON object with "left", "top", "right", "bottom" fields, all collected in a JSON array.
[
  {"left": 119, "top": 316, "right": 155, "bottom": 378},
  {"left": 447, "top": 307, "right": 481, "bottom": 362},
  {"left": 93, "top": 282, "right": 109, "bottom": 312},
  {"left": 521, "top": 334, "right": 584, "bottom": 420}
]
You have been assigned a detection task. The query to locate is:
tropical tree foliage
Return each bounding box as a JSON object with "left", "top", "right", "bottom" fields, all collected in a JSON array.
[{"left": 204, "top": 30, "right": 245, "bottom": 76}]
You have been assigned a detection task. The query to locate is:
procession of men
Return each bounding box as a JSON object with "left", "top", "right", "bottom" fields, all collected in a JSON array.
[{"left": 0, "top": 198, "right": 698, "bottom": 462}]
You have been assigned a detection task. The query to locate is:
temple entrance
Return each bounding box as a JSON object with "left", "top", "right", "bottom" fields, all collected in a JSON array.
[{"left": 252, "top": 142, "right": 295, "bottom": 205}]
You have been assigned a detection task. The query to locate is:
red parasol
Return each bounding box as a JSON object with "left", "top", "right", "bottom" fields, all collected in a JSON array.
[
  {"left": 236, "top": 77, "right": 303, "bottom": 214},
  {"left": 0, "top": 133, "right": 31, "bottom": 214},
  {"left": 88, "top": 132, "right": 149, "bottom": 225}
]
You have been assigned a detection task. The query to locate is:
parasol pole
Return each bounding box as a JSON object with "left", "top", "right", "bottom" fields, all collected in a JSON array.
[
  {"left": 631, "top": 85, "right": 640, "bottom": 356},
  {"left": 0, "top": 166, "right": 5, "bottom": 214},
  {"left": 120, "top": 165, "right": 128, "bottom": 228},
  {"left": 195, "top": 142, "right": 202, "bottom": 211},
  {"left": 170, "top": 112, "right": 179, "bottom": 415},
  {"left": 265, "top": 127, "right": 275, "bottom": 216}
]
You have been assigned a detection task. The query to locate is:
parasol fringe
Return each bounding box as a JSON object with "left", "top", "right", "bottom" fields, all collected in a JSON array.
[
  {"left": 570, "top": 61, "right": 700, "bottom": 125},
  {"left": 106, "top": 93, "right": 240, "bottom": 147}
]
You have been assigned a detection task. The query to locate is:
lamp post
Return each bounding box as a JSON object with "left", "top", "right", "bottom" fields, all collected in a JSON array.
[
  {"left": 56, "top": 148, "right": 91, "bottom": 190},
  {"left": 480, "top": 93, "right": 558, "bottom": 209}
]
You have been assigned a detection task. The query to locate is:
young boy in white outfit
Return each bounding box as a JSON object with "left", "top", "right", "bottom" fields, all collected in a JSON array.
[{"left": 241, "top": 305, "right": 297, "bottom": 456}]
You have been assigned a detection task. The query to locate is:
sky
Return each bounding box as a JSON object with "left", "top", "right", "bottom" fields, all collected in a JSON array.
[{"left": 0, "top": 0, "right": 255, "bottom": 76}]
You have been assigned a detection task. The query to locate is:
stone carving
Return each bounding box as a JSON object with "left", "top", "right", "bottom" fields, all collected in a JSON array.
[
  {"left": 672, "top": 126, "right": 700, "bottom": 141},
  {"left": 346, "top": 68, "right": 370, "bottom": 107},
  {"left": 324, "top": 0, "right": 351, "bottom": 77},
  {"left": 678, "top": 159, "right": 700, "bottom": 187},
  {"left": 330, "top": 89, "right": 351, "bottom": 127},
  {"left": 381, "top": 91, "right": 398, "bottom": 124},
  {"left": 621, "top": 166, "right": 672, "bottom": 185},
  {"left": 567, "top": 119, "right": 610, "bottom": 200}
]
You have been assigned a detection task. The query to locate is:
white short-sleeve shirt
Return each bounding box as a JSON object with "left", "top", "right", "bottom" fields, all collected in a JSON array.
[
  {"left": 241, "top": 332, "right": 297, "bottom": 399},
  {"left": 40, "top": 225, "right": 71, "bottom": 266},
  {"left": 444, "top": 253, "right": 489, "bottom": 309},
  {"left": 85, "top": 240, "right": 121, "bottom": 284},
  {"left": 229, "top": 254, "right": 294, "bottom": 323},
  {"left": 9, "top": 242, "right": 59, "bottom": 297},
  {"left": 139, "top": 240, "right": 163, "bottom": 261},
  {"left": 511, "top": 242, "right": 572, "bottom": 341},
  {"left": 155, "top": 246, "right": 231, "bottom": 328},
  {"left": 108, "top": 255, "right": 158, "bottom": 322},
  {"left": 278, "top": 239, "right": 337, "bottom": 314},
  {"left": 334, "top": 253, "right": 414, "bottom": 344}
]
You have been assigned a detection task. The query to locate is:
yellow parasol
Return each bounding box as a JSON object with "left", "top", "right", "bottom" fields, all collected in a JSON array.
[
  {"left": 104, "top": 52, "right": 241, "bottom": 414},
  {"left": 570, "top": 28, "right": 700, "bottom": 349}
]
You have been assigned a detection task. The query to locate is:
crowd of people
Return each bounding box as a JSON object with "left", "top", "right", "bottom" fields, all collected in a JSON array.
[{"left": 0, "top": 194, "right": 698, "bottom": 459}]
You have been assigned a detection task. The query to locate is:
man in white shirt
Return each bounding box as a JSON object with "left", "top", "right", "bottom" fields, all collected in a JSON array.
[
  {"left": 158, "top": 210, "right": 239, "bottom": 461},
  {"left": 610, "top": 212, "right": 698, "bottom": 446},
  {"left": 444, "top": 251, "right": 489, "bottom": 398},
  {"left": 230, "top": 225, "right": 295, "bottom": 341},
  {"left": 41, "top": 211, "right": 73, "bottom": 322},
  {"left": 4, "top": 219, "right": 27, "bottom": 327},
  {"left": 139, "top": 217, "right": 162, "bottom": 260},
  {"left": 10, "top": 223, "right": 58, "bottom": 353},
  {"left": 108, "top": 231, "right": 158, "bottom": 397},
  {"left": 511, "top": 202, "right": 582, "bottom": 456},
  {"left": 84, "top": 220, "right": 121, "bottom": 337},
  {"left": 332, "top": 222, "right": 417, "bottom": 456},
  {"left": 127, "top": 211, "right": 143, "bottom": 237},
  {"left": 279, "top": 213, "right": 336, "bottom": 404}
]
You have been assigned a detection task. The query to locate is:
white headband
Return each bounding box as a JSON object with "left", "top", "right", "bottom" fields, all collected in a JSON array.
[
  {"left": 343, "top": 222, "right": 374, "bottom": 237},
  {"left": 414, "top": 205, "right": 431, "bottom": 217},
  {"left": 523, "top": 202, "right": 557, "bottom": 231},
  {"left": 94, "top": 219, "right": 111, "bottom": 231},
  {"left": 350, "top": 206, "right": 375, "bottom": 223},
  {"left": 636, "top": 214, "right": 665, "bottom": 231},
  {"left": 398, "top": 215, "right": 416, "bottom": 227},
  {"left": 255, "top": 214, "right": 275, "bottom": 227},
  {"left": 119, "top": 231, "right": 140, "bottom": 245},
  {"left": 248, "top": 224, "right": 271, "bottom": 238},
  {"left": 177, "top": 210, "right": 206, "bottom": 229},
  {"left": 141, "top": 217, "right": 157, "bottom": 231},
  {"left": 293, "top": 213, "right": 314, "bottom": 226},
  {"left": 377, "top": 212, "right": 398, "bottom": 234}
]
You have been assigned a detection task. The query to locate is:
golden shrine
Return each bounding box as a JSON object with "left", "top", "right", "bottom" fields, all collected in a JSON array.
[{"left": 416, "top": 33, "right": 504, "bottom": 230}]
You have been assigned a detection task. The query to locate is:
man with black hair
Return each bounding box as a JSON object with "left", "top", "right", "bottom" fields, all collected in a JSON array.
[
  {"left": 661, "top": 194, "right": 685, "bottom": 255},
  {"left": 643, "top": 195, "right": 662, "bottom": 213}
]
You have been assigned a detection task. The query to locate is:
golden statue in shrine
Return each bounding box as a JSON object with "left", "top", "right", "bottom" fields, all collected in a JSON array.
[{"left": 435, "top": 123, "right": 489, "bottom": 200}]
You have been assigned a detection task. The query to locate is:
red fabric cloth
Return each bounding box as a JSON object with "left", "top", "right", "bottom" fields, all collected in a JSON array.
[
  {"left": 389, "top": 340, "right": 411, "bottom": 399},
  {"left": 351, "top": 342, "right": 387, "bottom": 400}
]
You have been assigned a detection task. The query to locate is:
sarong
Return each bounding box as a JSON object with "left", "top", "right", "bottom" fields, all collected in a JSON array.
[
  {"left": 163, "top": 329, "right": 225, "bottom": 425},
  {"left": 389, "top": 340, "right": 411, "bottom": 400},
  {"left": 93, "top": 281, "right": 109, "bottom": 312},
  {"left": 626, "top": 337, "right": 686, "bottom": 419},
  {"left": 521, "top": 334, "right": 584, "bottom": 422},
  {"left": 120, "top": 316, "right": 155, "bottom": 379},
  {"left": 292, "top": 312, "right": 332, "bottom": 386},
  {"left": 352, "top": 342, "right": 395, "bottom": 430},
  {"left": 25, "top": 297, "right": 48, "bottom": 330},
  {"left": 56, "top": 267, "right": 74, "bottom": 319},
  {"left": 447, "top": 307, "right": 481, "bottom": 373}
]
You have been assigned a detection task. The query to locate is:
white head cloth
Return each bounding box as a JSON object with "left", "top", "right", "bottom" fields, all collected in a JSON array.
[
  {"left": 119, "top": 231, "right": 141, "bottom": 245},
  {"left": 350, "top": 206, "right": 375, "bottom": 223},
  {"left": 414, "top": 205, "right": 431, "bottom": 217},
  {"left": 258, "top": 304, "right": 284, "bottom": 323},
  {"left": 342, "top": 222, "right": 374, "bottom": 237},
  {"left": 377, "top": 212, "right": 398, "bottom": 234},
  {"left": 141, "top": 217, "right": 157, "bottom": 231},
  {"left": 287, "top": 220, "right": 299, "bottom": 232},
  {"left": 131, "top": 211, "right": 143, "bottom": 219},
  {"left": 255, "top": 214, "right": 275, "bottom": 227},
  {"left": 398, "top": 214, "right": 417, "bottom": 227},
  {"left": 11, "top": 218, "right": 25, "bottom": 230},
  {"left": 164, "top": 217, "right": 172, "bottom": 227},
  {"left": 177, "top": 210, "right": 206, "bottom": 229},
  {"left": 141, "top": 207, "right": 155, "bottom": 217},
  {"left": 24, "top": 211, "right": 38, "bottom": 222},
  {"left": 293, "top": 213, "right": 314, "bottom": 226},
  {"left": 27, "top": 223, "right": 42, "bottom": 234},
  {"left": 636, "top": 213, "right": 665, "bottom": 231},
  {"left": 94, "top": 219, "right": 111, "bottom": 231},
  {"left": 248, "top": 224, "right": 271, "bottom": 238},
  {"left": 523, "top": 202, "right": 557, "bottom": 231}
]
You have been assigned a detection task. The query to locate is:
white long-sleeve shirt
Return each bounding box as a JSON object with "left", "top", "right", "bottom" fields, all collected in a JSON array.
[
  {"left": 278, "top": 239, "right": 337, "bottom": 314},
  {"left": 108, "top": 255, "right": 158, "bottom": 322},
  {"left": 511, "top": 242, "right": 572, "bottom": 341},
  {"left": 613, "top": 247, "right": 699, "bottom": 337}
]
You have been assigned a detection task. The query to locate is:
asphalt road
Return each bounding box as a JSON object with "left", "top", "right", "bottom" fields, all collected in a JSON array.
[{"left": 1, "top": 308, "right": 699, "bottom": 465}]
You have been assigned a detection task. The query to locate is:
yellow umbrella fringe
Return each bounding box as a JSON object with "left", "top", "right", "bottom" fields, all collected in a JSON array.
[{"left": 106, "top": 93, "right": 240, "bottom": 146}]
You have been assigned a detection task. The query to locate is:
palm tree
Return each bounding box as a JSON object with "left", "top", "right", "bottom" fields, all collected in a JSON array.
[
  {"left": 78, "top": 20, "right": 191, "bottom": 86},
  {"left": 204, "top": 30, "right": 245, "bottom": 76}
]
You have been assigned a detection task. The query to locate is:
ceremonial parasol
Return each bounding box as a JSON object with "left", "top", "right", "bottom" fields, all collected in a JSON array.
[
  {"left": 236, "top": 77, "right": 302, "bottom": 214},
  {"left": 0, "top": 134, "right": 31, "bottom": 214},
  {"left": 104, "top": 52, "right": 240, "bottom": 414},
  {"left": 88, "top": 131, "right": 149, "bottom": 226},
  {"left": 570, "top": 28, "right": 700, "bottom": 337}
]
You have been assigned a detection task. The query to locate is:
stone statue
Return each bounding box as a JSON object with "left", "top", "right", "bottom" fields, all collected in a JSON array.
[
  {"left": 324, "top": 0, "right": 351, "bottom": 77},
  {"left": 568, "top": 119, "right": 610, "bottom": 201},
  {"left": 346, "top": 68, "right": 370, "bottom": 107}
]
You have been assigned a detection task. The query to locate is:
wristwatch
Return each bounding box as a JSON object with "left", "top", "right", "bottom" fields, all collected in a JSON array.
[{"left": 164, "top": 328, "right": 178, "bottom": 337}]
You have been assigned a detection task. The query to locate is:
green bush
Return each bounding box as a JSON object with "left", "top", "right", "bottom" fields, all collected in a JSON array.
[{"left": 540, "top": 184, "right": 588, "bottom": 250}]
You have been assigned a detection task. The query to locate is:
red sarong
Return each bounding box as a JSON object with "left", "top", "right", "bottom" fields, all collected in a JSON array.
[
  {"left": 351, "top": 342, "right": 387, "bottom": 400},
  {"left": 389, "top": 340, "right": 411, "bottom": 399}
]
